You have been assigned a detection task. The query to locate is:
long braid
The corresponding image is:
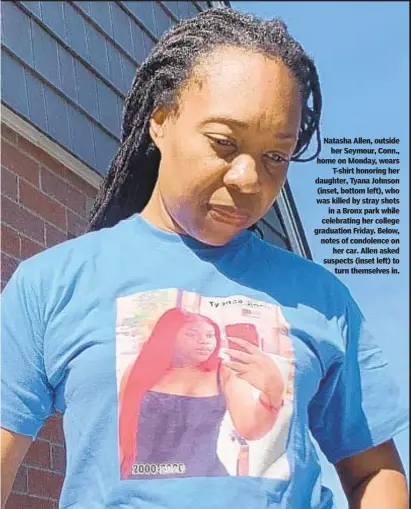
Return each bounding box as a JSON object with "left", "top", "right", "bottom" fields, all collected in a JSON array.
[{"left": 89, "top": 7, "right": 322, "bottom": 231}]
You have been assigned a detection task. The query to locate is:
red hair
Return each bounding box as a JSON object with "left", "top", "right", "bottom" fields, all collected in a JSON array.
[{"left": 118, "top": 307, "right": 221, "bottom": 478}]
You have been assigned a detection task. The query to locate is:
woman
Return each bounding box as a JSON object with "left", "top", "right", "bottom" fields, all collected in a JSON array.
[
  {"left": 118, "top": 308, "right": 284, "bottom": 479},
  {"left": 1, "top": 7, "right": 408, "bottom": 509}
]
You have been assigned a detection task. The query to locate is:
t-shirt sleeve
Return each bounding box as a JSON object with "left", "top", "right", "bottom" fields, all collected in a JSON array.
[
  {"left": 1, "top": 263, "right": 54, "bottom": 437},
  {"left": 308, "top": 290, "right": 409, "bottom": 464}
]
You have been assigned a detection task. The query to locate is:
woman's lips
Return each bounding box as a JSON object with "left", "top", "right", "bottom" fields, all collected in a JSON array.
[
  {"left": 196, "top": 347, "right": 213, "bottom": 355},
  {"left": 208, "top": 205, "right": 250, "bottom": 226}
]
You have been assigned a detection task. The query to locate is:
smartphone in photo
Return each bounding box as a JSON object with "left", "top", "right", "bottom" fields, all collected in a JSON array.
[{"left": 225, "top": 323, "right": 259, "bottom": 352}]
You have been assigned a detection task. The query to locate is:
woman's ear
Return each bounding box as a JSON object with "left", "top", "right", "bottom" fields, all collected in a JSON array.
[{"left": 149, "top": 106, "right": 169, "bottom": 150}]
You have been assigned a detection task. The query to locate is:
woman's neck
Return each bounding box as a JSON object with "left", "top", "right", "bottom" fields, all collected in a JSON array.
[{"left": 141, "top": 186, "right": 184, "bottom": 235}]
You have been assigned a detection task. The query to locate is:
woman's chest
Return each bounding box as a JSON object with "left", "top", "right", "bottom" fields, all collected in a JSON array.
[{"left": 153, "top": 371, "right": 219, "bottom": 396}]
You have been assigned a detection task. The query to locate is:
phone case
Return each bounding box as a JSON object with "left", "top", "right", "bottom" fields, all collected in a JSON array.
[{"left": 225, "top": 323, "right": 259, "bottom": 351}]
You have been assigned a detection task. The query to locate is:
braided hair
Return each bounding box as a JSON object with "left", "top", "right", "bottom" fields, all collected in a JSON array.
[{"left": 89, "top": 7, "right": 322, "bottom": 232}]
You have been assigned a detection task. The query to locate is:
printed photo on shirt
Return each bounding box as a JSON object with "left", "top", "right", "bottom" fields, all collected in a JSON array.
[{"left": 115, "top": 289, "right": 295, "bottom": 481}]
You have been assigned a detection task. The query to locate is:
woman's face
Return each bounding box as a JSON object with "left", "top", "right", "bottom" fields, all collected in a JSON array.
[
  {"left": 172, "top": 320, "right": 218, "bottom": 367},
  {"left": 147, "top": 45, "right": 302, "bottom": 246}
]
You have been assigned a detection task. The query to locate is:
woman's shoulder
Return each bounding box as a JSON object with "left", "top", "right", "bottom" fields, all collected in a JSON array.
[
  {"left": 19, "top": 226, "right": 110, "bottom": 272},
  {"left": 247, "top": 235, "right": 352, "bottom": 315},
  {"left": 13, "top": 218, "right": 135, "bottom": 295},
  {"left": 252, "top": 235, "right": 347, "bottom": 291}
]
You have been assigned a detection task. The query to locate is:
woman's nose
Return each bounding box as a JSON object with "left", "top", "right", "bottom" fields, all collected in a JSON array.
[{"left": 223, "top": 155, "right": 261, "bottom": 194}]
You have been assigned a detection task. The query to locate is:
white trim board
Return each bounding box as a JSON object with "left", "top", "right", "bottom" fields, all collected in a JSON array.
[{"left": 1, "top": 105, "right": 102, "bottom": 189}]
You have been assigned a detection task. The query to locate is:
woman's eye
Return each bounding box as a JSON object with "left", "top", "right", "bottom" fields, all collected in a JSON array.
[
  {"left": 208, "top": 136, "right": 236, "bottom": 149},
  {"left": 266, "top": 153, "right": 288, "bottom": 164},
  {"left": 215, "top": 139, "right": 233, "bottom": 147}
]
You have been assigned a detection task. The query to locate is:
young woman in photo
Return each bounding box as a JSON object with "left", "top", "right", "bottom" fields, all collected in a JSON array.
[{"left": 118, "top": 308, "right": 284, "bottom": 479}]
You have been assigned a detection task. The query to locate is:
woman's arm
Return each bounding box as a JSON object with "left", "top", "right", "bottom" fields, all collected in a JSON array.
[
  {"left": 336, "top": 440, "right": 409, "bottom": 509},
  {"left": 1, "top": 428, "right": 32, "bottom": 508},
  {"left": 221, "top": 364, "right": 281, "bottom": 440}
]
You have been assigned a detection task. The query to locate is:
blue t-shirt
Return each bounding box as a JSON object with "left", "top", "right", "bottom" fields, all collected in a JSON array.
[{"left": 1, "top": 214, "right": 408, "bottom": 509}]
